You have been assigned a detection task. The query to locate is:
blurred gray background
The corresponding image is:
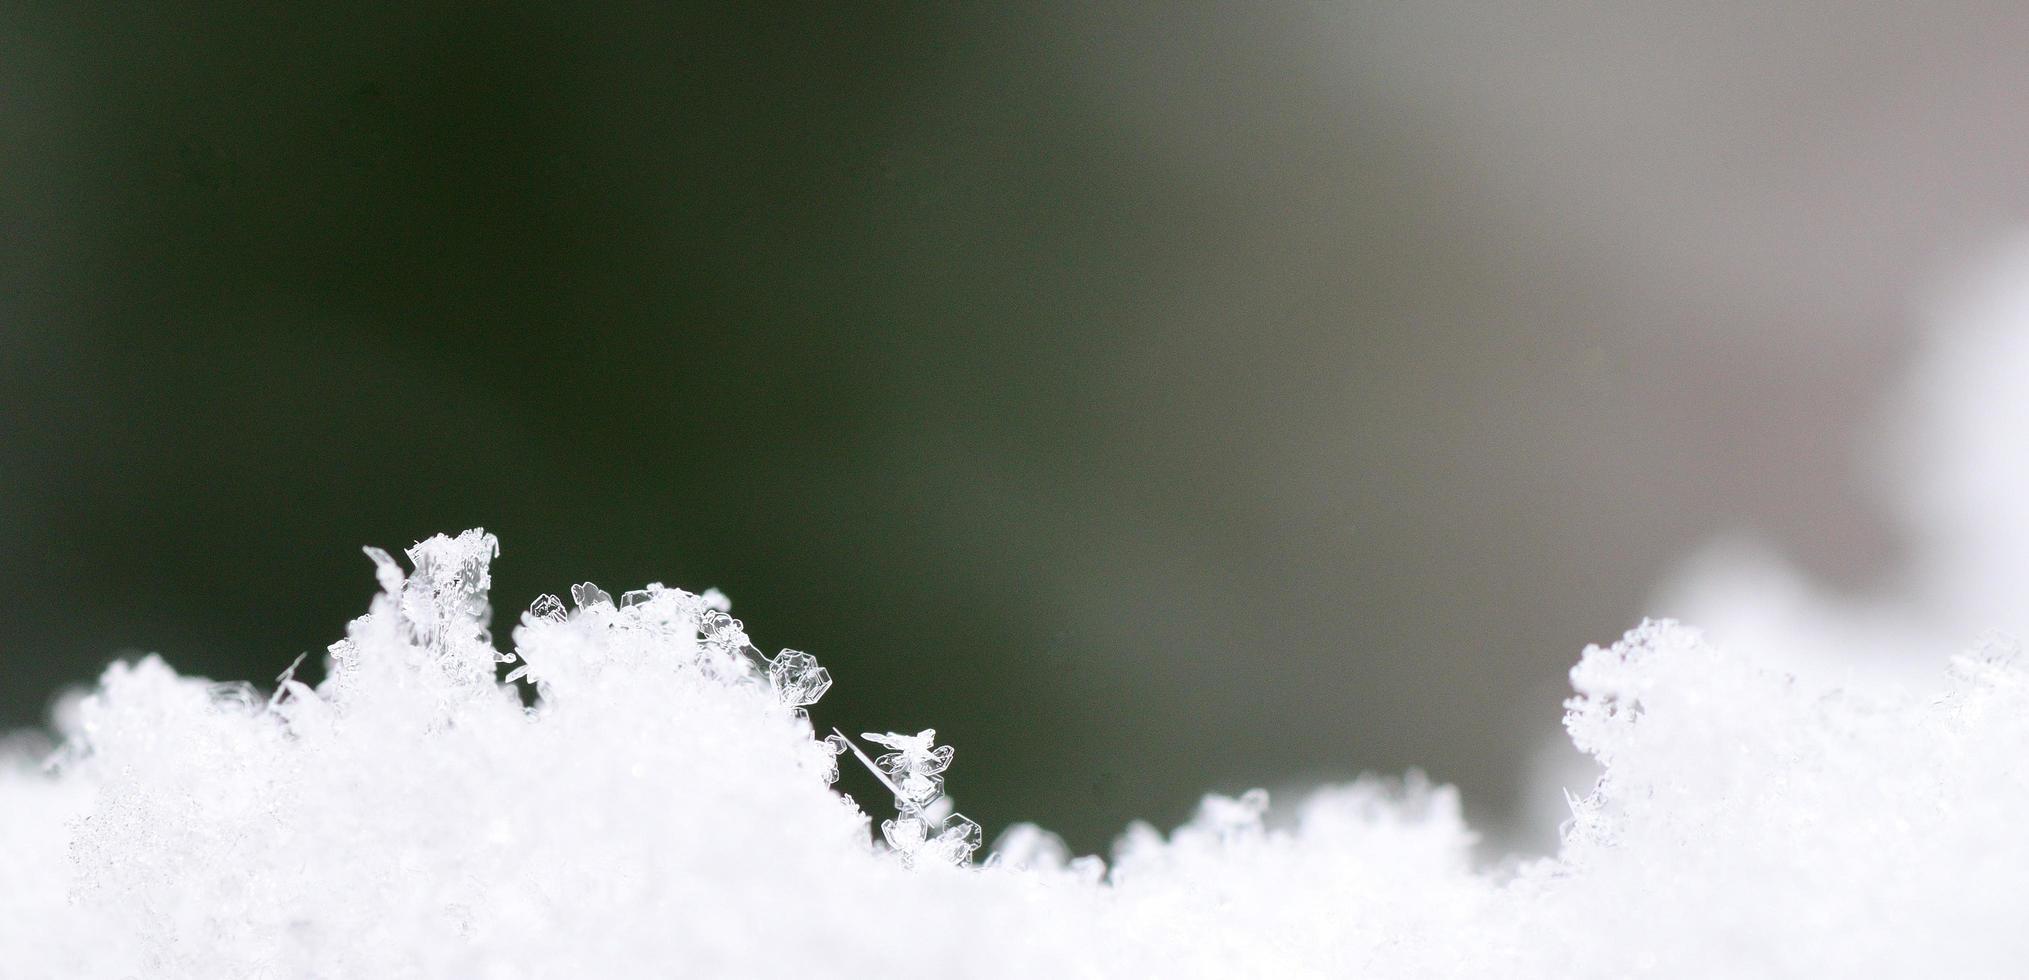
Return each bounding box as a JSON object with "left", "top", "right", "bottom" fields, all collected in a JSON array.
[{"left": 5, "top": 3, "right": 2020, "bottom": 852}]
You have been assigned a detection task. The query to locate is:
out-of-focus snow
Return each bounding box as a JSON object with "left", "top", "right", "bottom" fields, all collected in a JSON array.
[{"left": 1656, "top": 239, "right": 2029, "bottom": 690}]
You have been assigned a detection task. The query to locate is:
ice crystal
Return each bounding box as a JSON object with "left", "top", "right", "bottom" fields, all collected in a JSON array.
[
  {"left": 766, "top": 649, "right": 832, "bottom": 707},
  {"left": 838, "top": 727, "right": 980, "bottom": 869}
]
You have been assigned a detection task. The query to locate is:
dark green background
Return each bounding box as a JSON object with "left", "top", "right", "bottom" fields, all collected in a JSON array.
[{"left": 7, "top": 3, "right": 1980, "bottom": 851}]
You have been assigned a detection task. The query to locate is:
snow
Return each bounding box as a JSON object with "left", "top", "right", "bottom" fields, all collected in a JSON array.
[
  {"left": 11, "top": 248, "right": 2029, "bottom": 977},
  {"left": 5, "top": 528, "right": 2024, "bottom": 977}
]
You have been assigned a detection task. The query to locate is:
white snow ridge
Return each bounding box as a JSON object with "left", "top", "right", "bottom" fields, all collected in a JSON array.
[{"left": 1, "top": 525, "right": 2024, "bottom": 978}]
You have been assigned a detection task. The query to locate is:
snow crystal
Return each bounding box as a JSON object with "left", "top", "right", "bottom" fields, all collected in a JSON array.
[
  {"left": 845, "top": 728, "right": 980, "bottom": 869},
  {"left": 765, "top": 649, "right": 831, "bottom": 708}
]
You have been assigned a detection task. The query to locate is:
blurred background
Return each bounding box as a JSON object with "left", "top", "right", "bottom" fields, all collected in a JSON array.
[{"left": 5, "top": 2, "right": 2026, "bottom": 853}]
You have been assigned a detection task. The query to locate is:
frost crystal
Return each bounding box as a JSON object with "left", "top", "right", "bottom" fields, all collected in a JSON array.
[
  {"left": 843, "top": 728, "right": 980, "bottom": 869},
  {"left": 766, "top": 649, "right": 832, "bottom": 707},
  {"left": 528, "top": 592, "right": 567, "bottom": 624}
]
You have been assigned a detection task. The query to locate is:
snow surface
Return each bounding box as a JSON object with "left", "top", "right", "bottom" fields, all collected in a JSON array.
[{"left": 3, "top": 528, "right": 2024, "bottom": 977}]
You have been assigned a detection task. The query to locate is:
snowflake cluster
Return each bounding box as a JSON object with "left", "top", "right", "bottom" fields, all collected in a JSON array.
[
  {"left": 831, "top": 727, "right": 982, "bottom": 868},
  {"left": 510, "top": 574, "right": 831, "bottom": 712}
]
